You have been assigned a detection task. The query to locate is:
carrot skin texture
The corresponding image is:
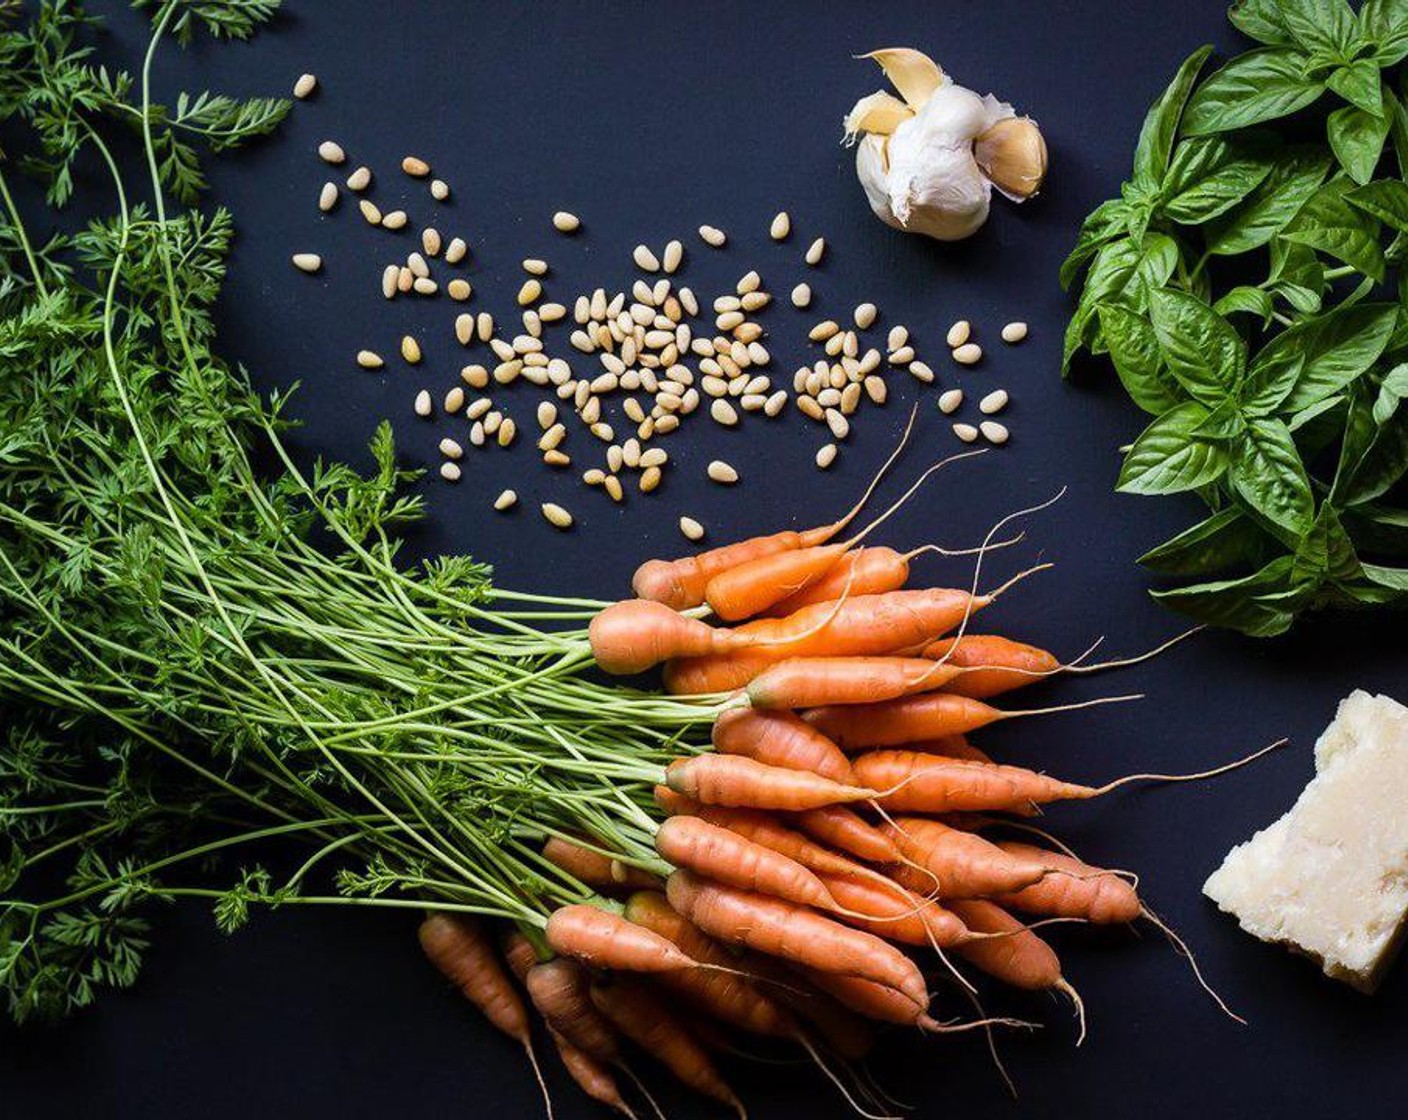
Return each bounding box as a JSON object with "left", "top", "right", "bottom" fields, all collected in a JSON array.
[
  {"left": 632, "top": 529, "right": 813, "bottom": 611},
  {"left": 710, "top": 707, "right": 854, "bottom": 784},
  {"left": 667, "top": 871, "right": 930, "bottom": 1005},
  {"left": 854, "top": 752, "right": 1093, "bottom": 813},
  {"left": 589, "top": 599, "right": 748, "bottom": 675},
  {"left": 526, "top": 959, "right": 623, "bottom": 1062},
  {"left": 747, "top": 656, "right": 963, "bottom": 709},
  {"left": 418, "top": 914, "right": 532, "bottom": 1044},
  {"left": 664, "top": 588, "right": 983, "bottom": 694},
  {"left": 803, "top": 967, "right": 933, "bottom": 1026},
  {"left": 545, "top": 903, "right": 698, "bottom": 972},
  {"left": 789, "top": 805, "right": 906, "bottom": 865},
  {"left": 542, "top": 836, "right": 659, "bottom": 895},
  {"left": 764, "top": 546, "right": 911, "bottom": 615},
  {"left": 665, "top": 754, "right": 877, "bottom": 810},
  {"left": 882, "top": 817, "right": 1049, "bottom": 897},
  {"left": 502, "top": 930, "right": 544, "bottom": 983},
  {"left": 946, "top": 898, "right": 1064, "bottom": 990},
  {"left": 923, "top": 633, "right": 1062, "bottom": 698},
  {"left": 905, "top": 734, "right": 994, "bottom": 763},
  {"left": 655, "top": 815, "right": 838, "bottom": 910},
  {"left": 819, "top": 871, "right": 971, "bottom": 948},
  {"left": 705, "top": 542, "right": 850, "bottom": 621},
  {"left": 990, "top": 842, "right": 1142, "bottom": 923},
  {"left": 806, "top": 692, "right": 1009, "bottom": 748}
]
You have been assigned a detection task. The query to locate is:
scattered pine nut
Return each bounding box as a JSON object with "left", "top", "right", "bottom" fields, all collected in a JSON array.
[
  {"left": 401, "top": 335, "right": 422, "bottom": 364},
  {"left": 440, "top": 461, "right": 462, "bottom": 483},
  {"left": 791, "top": 282, "right": 812, "bottom": 308},
  {"left": 707, "top": 460, "right": 738, "bottom": 484},
  {"left": 293, "top": 73, "right": 318, "bottom": 99},
  {"left": 887, "top": 325, "right": 909, "bottom": 351},
  {"left": 448, "top": 278, "right": 472, "bottom": 301},
  {"left": 553, "top": 210, "right": 581, "bottom": 233},
  {"left": 517, "top": 279, "right": 542, "bottom": 306},
  {"left": 345, "top": 166, "right": 371, "bottom": 191},
  {"left": 662, "top": 239, "right": 684, "bottom": 274},
  {"left": 439, "top": 437, "right": 464, "bottom": 460},
  {"left": 853, "top": 302, "right": 877, "bottom": 330},
  {"left": 769, "top": 211, "right": 791, "bottom": 240},
  {"left": 952, "top": 422, "right": 979, "bottom": 443},
  {"left": 737, "top": 270, "right": 761, "bottom": 295},
  {"left": 359, "top": 199, "right": 382, "bottom": 225},
  {"left": 938, "top": 389, "right": 964, "bottom": 414},
  {"left": 455, "top": 315, "right": 474, "bottom": 346},
  {"left": 815, "top": 443, "right": 838, "bottom": 469},
  {"left": 980, "top": 420, "right": 1010, "bottom": 445},
  {"left": 430, "top": 179, "right": 450, "bottom": 201},
  {"left": 809, "top": 320, "right": 839, "bottom": 342},
  {"left": 317, "top": 140, "right": 345, "bottom": 164},
  {"left": 604, "top": 475, "right": 624, "bottom": 502},
  {"left": 888, "top": 345, "right": 915, "bottom": 365},
  {"left": 699, "top": 225, "right": 727, "bottom": 247},
  {"left": 444, "top": 386, "right": 466, "bottom": 414},
  {"left": 413, "top": 275, "right": 436, "bottom": 294},
  {"left": 318, "top": 182, "right": 339, "bottom": 212},
  {"left": 495, "top": 489, "right": 518, "bottom": 512},
  {"left": 679, "top": 516, "right": 705, "bottom": 541},
  {"left": 407, "top": 252, "right": 430, "bottom": 279},
  {"left": 633, "top": 244, "right": 661, "bottom": 271},
  {"left": 477, "top": 312, "right": 494, "bottom": 341},
  {"left": 946, "top": 320, "right": 971, "bottom": 348},
  {"left": 444, "top": 238, "right": 468, "bottom": 264},
  {"left": 423, "top": 228, "right": 442, "bottom": 256},
  {"left": 952, "top": 342, "right": 983, "bottom": 365},
  {"left": 291, "top": 253, "right": 322, "bottom": 274},
  {"left": 498, "top": 418, "right": 518, "bottom": 447},
  {"left": 356, "top": 350, "right": 383, "bottom": 370},
  {"left": 979, "top": 389, "right": 1009, "bottom": 415},
  {"left": 381, "top": 264, "right": 399, "bottom": 300},
  {"left": 523, "top": 258, "right": 548, "bottom": 276},
  {"left": 805, "top": 237, "right": 826, "bottom": 266},
  {"left": 639, "top": 466, "right": 662, "bottom": 493},
  {"left": 710, "top": 399, "right": 739, "bottom": 426},
  {"left": 413, "top": 390, "right": 432, "bottom": 417},
  {"left": 402, "top": 156, "right": 431, "bottom": 177},
  {"left": 1001, "top": 321, "right": 1029, "bottom": 344},
  {"left": 381, "top": 210, "right": 408, "bottom": 230}
]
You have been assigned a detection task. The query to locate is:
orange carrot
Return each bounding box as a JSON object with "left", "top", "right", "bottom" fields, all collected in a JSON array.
[
  {"left": 543, "top": 836, "right": 660, "bottom": 895},
  {"left": 418, "top": 913, "right": 532, "bottom": 1044},
  {"left": 923, "top": 634, "right": 1061, "bottom": 697},
  {"left": 805, "top": 693, "right": 1009, "bottom": 747},
  {"left": 905, "top": 734, "right": 994, "bottom": 762},
  {"left": 746, "top": 656, "right": 964, "bottom": 709},
  {"left": 545, "top": 904, "right": 700, "bottom": 973},
  {"left": 589, "top": 977, "right": 746, "bottom": 1117},
  {"left": 764, "top": 546, "right": 912, "bottom": 615},
  {"left": 632, "top": 530, "right": 812, "bottom": 611},
  {"left": 589, "top": 598, "right": 752, "bottom": 675},
  {"left": 945, "top": 899, "right": 1064, "bottom": 991},
  {"left": 502, "top": 930, "right": 543, "bottom": 983},
  {"left": 623, "top": 891, "right": 798, "bottom": 1039},
  {"left": 664, "top": 588, "right": 982, "bottom": 694},
  {"left": 705, "top": 541, "right": 852, "bottom": 621},
  {"left": 710, "top": 708, "right": 854, "bottom": 784},
  {"left": 548, "top": 1030, "right": 636, "bottom": 1118},
  {"left": 789, "top": 805, "right": 906, "bottom": 865},
  {"left": 802, "top": 968, "right": 936, "bottom": 1028},
  {"left": 854, "top": 752, "right": 1092, "bottom": 813},
  {"left": 526, "top": 958, "right": 623, "bottom": 1062},
  {"left": 655, "top": 815, "right": 839, "bottom": 911},
  {"left": 666, "top": 870, "right": 929, "bottom": 1005},
  {"left": 819, "top": 871, "right": 971, "bottom": 948},
  {"left": 740, "top": 953, "right": 877, "bottom": 1060},
  {"left": 991, "top": 842, "right": 1141, "bottom": 923},
  {"left": 664, "top": 754, "right": 877, "bottom": 810},
  {"left": 882, "top": 817, "right": 1050, "bottom": 897}
]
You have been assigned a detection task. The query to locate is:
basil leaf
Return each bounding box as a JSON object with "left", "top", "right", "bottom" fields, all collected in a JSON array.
[
  {"left": 1192, "top": 398, "right": 1247, "bottom": 439},
  {"left": 1213, "top": 284, "right": 1275, "bottom": 325},
  {"left": 1286, "top": 392, "right": 1346, "bottom": 431},
  {"left": 1147, "top": 288, "right": 1245, "bottom": 405},
  {"left": 1229, "top": 418, "right": 1316, "bottom": 537},
  {"left": 1098, "top": 304, "right": 1183, "bottom": 415},
  {"left": 1330, "top": 381, "right": 1380, "bottom": 503},
  {"left": 1132, "top": 45, "right": 1213, "bottom": 189},
  {"left": 1117, "top": 402, "right": 1230, "bottom": 495},
  {"left": 1161, "top": 139, "right": 1275, "bottom": 224},
  {"left": 1346, "top": 176, "right": 1408, "bottom": 230},
  {"left": 1241, "top": 334, "right": 1303, "bottom": 415},
  {"left": 1267, "top": 239, "right": 1326, "bottom": 312},
  {"left": 1206, "top": 146, "right": 1332, "bottom": 255},
  {"left": 1327, "top": 103, "right": 1391, "bottom": 185},
  {"left": 1386, "top": 86, "right": 1408, "bottom": 177},
  {"left": 1325, "top": 59, "right": 1384, "bottom": 116},
  {"left": 1280, "top": 179, "right": 1386, "bottom": 280},
  {"left": 1362, "top": 561, "right": 1408, "bottom": 589},
  {"left": 1360, "top": 0, "right": 1408, "bottom": 66},
  {"left": 1280, "top": 302, "right": 1397, "bottom": 412},
  {"left": 1278, "top": 0, "right": 1356, "bottom": 54},
  {"left": 1183, "top": 48, "right": 1326, "bottom": 136},
  {"left": 1341, "top": 413, "right": 1408, "bottom": 505},
  {"left": 1150, "top": 556, "right": 1303, "bottom": 636},
  {"left": 1373, "top": 363, "right": 1408, "bottom": 423},
  {"left": 1228, "top": 0, "right": 1297, "bottom": 47},
  {"left": 1292, "top": 504, "right": 1361, "bottom": 586},
  {"left": 1139, "top": 506, "right": 1273, "bottom": 575},
  {"left": 1059, "top": 198, "right": 1132, "bottom": 291},
  {"left": 1344, "top": 502, "right": 1408, "bottom": 552}
]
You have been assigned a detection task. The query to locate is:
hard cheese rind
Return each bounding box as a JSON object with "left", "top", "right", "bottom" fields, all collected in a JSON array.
[{"left": 1203, "top": 690, "right": 1408, "bottom": 993}]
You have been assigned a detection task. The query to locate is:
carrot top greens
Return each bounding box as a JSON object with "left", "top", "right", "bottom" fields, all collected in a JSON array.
[{"left": 1065, "top": 0, "right": 1408, "bottom": 635}]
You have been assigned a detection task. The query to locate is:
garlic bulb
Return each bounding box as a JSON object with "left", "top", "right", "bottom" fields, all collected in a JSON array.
[{"left": 844, "top": 48, "right": 1047, "bottom": 242}]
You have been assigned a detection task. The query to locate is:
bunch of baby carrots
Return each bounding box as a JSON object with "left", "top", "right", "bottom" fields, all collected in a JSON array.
[{"left": 419, "top": 448, "right": 1221, "bottom": 1118}]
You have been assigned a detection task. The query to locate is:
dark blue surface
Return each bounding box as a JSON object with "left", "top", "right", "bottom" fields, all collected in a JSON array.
[{"left": 2, "top": 2, "right": 1405, "bottom": 1117}]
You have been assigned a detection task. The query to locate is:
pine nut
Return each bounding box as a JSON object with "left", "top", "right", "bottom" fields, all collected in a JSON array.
[
  {"left": 679, "top": 287, "right": 699, "bottom": 316},
  {"left": 356, "top": 350, "right": 383, "bottom": 370},
  {"left": 400, "top": 335, "right": 422, "bottom": 364},
  {"left": 888, "top": 345, "right": 914, "bottom": 365},
  {"left": 418, "top": 227, "right": 441, "bottom": 257},
  {"left": 909, "top": 361, "right": 935, "bottom": 383},
  {"left": 469, "top": 421, "right": 485, "bottom": 446},
  {"left": 769, "top": 211, "right": 790, "bottom": 240},
  {"left": 887, "top": 325, "right": 909, "bottom": 350},
  {"left": 707, "top": 460, "right": 738, "bottom": 484},
  {"left": 293, "top": 73, "right": 318, "bottom": 99},
  {"left": 679, "top": 516, "right": 705, "bottom": 541},
  {"left": 466, "top": 397, "right": 492, "bottom": 420},
  {"left": 461, "top": 365, "right": 489, "bottom": 390},
  {"left": 291, "top": 252, "right": 322, "bottom": 273},
  {"left": 402, "top": 156, "right": 431, "bottom": 177},
  {"left": 359, "top": 199, "right": 382, "bottom": 225},
  {"left": 805, "top": 237, "right": 826, "bottom": 266},
  {"left": 345, "top": 166, "right": 371, "bottom": 191},
  {"left": 791, "top": 282, "right": 812, "bottom": 308},
  {"left": 517, "top": 279, "right": 542, "bottom": 306},
  {"left": 407, "top": 252, "right": 430, "bottom": 279},
  {"left": 840, "top": 382, "right": 862, "bottom": 414},
  {"left": 797, "top": 395, "right": 824, "bottom": 421},
  {"left": 543, "top": 449, "right": 571, "bottom": 467},
  {"left": 454, "top": 315, "right": 474, "bottom": 346},
  {"left": 444, "top": 386, "right": 466, "bottom": 414},
  {"left": 809, "top": 320, "right": 839, "bottom": 342},
  {"left": 633, "top": 244, "right": 660, "bottom": 271},
  {"left": 553, "top": 210, "right": 580, "bottom": 233},
  {"left": 317, "top": 140, "right": 345, "bottom": 164},
  {"left": 736, "top": 270, "right": 761, "bottom": 295},
  {"left": 440, "top": 438, "right": 464, "bottom": 460},
  {"left": 494, "top": 489, "right": 518, "bottom": 511},
  {"left": 864, "top": 375, "right": 887, "bottom": 404},
  {"left": 445, "top": 238, "right": 468, "bottom": 264},
  {"left": 448, "top": 278, "right": 472, "bottom": 301},
  {"left": 318, "top": 182, "right": 339, "bottom": 212},
  {"left": 541, "top": 502, "right": 573, "bottom": 529},
  {"left": 716, "top": 311, "right": 745, "bottom": 331},
  {"left": 430, "top": 179, "right": 450, "bottom": 201},
  {"left": 979, "top": 389, "right": 1009, "bottom": 415},
  {"left": 825, "top": 409, "right": 849, "bottom": 440},
  {"left": 946, "top": 320, "right": 971, "bottom": 348},
  {"left": 1001, "top": 321, "right": 1029, "bottom": 344},
  {"left": 440, "top": 461, "right": 462, "bottom": 482},
  {"left": 477, "top": 312, "right": 494, "bottom": 341},
  {"left": 980, "top": 420, "right": 1009, "bottom": 445},
  {"left": 413, "top": 390, "right": 432, "bottom": 417},
  {"left": 815, "top": 443, "right": 838, "bottom": 469},
  {"left": 539, "top": 302, "right": 567, "bottom": 323},
  {"left": 938, "top": 389, "right": 964, "bottom": 414},
  {"left": 662, "top": 239, "right": 684, "bottom": 273},
  {"left": 741, "top": 291, "right": 770, "bottom": 312},
  {"left": 498, "top": 418, "right": 518, "bottom": 447},
  {"left": 699, "top": 225, "right": 727, "bottom": 247},
  {"left": 604, "top": 475, "right": 624, "bottom": 501},
  {"left": 412, "top": 277, "right": 437, "bottom": 295},
  {"left": 640, "top": 447, "right": 668, "bottom": 469},
  {"left": 952, "top": 422, "right": 979, "bottom": 443},
  {"left": 523, "top": 258, "right": 548, "bottom": 276},
  {"left": 381, "top": 210, "right": 408, "bottom": 230},
  {"left": 853, "top": 303, "right": 877, "bottom": 330},
  {"left": 952, "top": 343, "right": 983, "bottom": 365},
  {"left": 639, "top": 466, "right": 662, "bottom": 493},
  {"left": 711, "top": 399, "right": 739, "bottom": 426}
]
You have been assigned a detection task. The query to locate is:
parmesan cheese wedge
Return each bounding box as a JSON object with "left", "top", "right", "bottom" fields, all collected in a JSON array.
[{"left": 1204, "top": 690, "right": 1408, "bottom": 992}]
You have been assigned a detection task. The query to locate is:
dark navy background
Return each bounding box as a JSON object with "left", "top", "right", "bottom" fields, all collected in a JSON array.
[{"left": 2, "top": 2, "right": 1404, "bottom": 1117}]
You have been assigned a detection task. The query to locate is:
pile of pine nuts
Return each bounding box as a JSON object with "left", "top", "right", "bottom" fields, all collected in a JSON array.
[{"left": 291, "top": 78, "right": 1027, "bottom": 535}]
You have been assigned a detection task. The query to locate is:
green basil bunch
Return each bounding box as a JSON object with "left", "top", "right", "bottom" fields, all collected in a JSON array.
[{"left": 1064, "top": 0, "right": 1408, "bottom": 635}]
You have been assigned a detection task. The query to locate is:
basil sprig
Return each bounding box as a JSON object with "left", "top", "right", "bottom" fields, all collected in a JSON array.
[{"left": 1064, "top": 0, "right": 1408, "bottom": 635}]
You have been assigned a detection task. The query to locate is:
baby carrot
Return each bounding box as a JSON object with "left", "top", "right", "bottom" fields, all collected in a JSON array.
[
  {"left": 883, "top": 817, "right": 1050, "bottom": 897},
  {"left": 589, "top": 599, "right": 751, "bottom": 675},
  {"left": 418, "top": 913, "right": 532, "bottom": 1045},
  {"left": 704, "top": 542, "right": 852, "bottom": 621},
  {"left": 655, "top": 815, "right": 839, "bottom": 911},
  {"left": 923, "top": 633, "right": 1060, "bottom": 698},
  {"left": 545, "top": 903, "right": 700, "bottom": 973},
  {"left": 543, "top": 836, "right": 660, "bottom": 895},
  {"left": 746, "top": 656, "right": 965, "bottom": 709},
  {"left": 789, "top": 805, "right": 906, "bottom": 865},
  {"left": 548, "top": 1030, "right": 635, "bottom": 1119},
  {"left": 946, "top": 899, "right": 1066, "bottom": 992},
  {"left": 526, "top": 958, "right": 623, "bottom": 1062},
  {"left": 665, "top": 754, "right": 878, "bottom": 810},
  {"left": 666, "top": 871, "right": 930, "bottom": 1006},
  {"left": 802, "top": 968, "right": 937, "bottom": 1028},
  {"left": 820, "top": 871, "right": 972, "bottom": 948},
  {"left": 990, "top": 842, "right": 1141, "bottom": 923},
  {"left": 854, "top": 752, "right": 1093, "bottom": 813},
  {"left": 764, "top": 546, "right": 912, "bottom": 614},
  {"left": 710, "top": 708, "right": 854, "bottom": 784}
]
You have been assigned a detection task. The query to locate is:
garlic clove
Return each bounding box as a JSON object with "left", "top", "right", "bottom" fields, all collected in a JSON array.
[
  {"left": 975, "top": 117, "right": 1048, "bottom": 201},
  {"left": 844, "top": 89, "right": 914, "bottom": 140},
  {"left": 859, "top": 48, "right": 947, "bottom": 108}
]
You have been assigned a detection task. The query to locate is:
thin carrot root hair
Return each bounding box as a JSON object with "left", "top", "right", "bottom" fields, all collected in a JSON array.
[
  {"left": 816, "top": 403, "right": 920, "bottom": 545},
  {"left": 982, "top": 820, "right": 1144, "bottom": 891},
  {"left": 900, "top": 531, "right": 1026, "bottom": 562},
  {"left": 1141, "top": 903, "right": 1246, "bottom": 1025},
  {"left": 1055, "top": 978, "right": 1087, "bottom": 1047},
  {"left": 797, "top": 1032, "right": 901, "bottom": 1120},
  {"left": 525, "top": 1040, "right": 554, "bottom": 1120},
  {"left": 959, "top": 984, "right": 1018, "bottom": 1098},
  {"left": 840, "top": 447, "right": 991, "bottom": 550},
  {"left": 619, "top": 1064, "right": 667, "bottom": 1120},
  {"left": 865, "top": 802, "right": 945, "bottom": 897},
  {"left": 1090, "top": 738, "right": 1288, "bottom": 796},
  {"left": 922, "top": 1014, "right": 1041, "bottom": 1034},
  {"left": 1065, "top": 625, "right": 1204, "bottom": 674},
  {"left": 856, "top": 1066, "right": 913, "bottom": 1114}
]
